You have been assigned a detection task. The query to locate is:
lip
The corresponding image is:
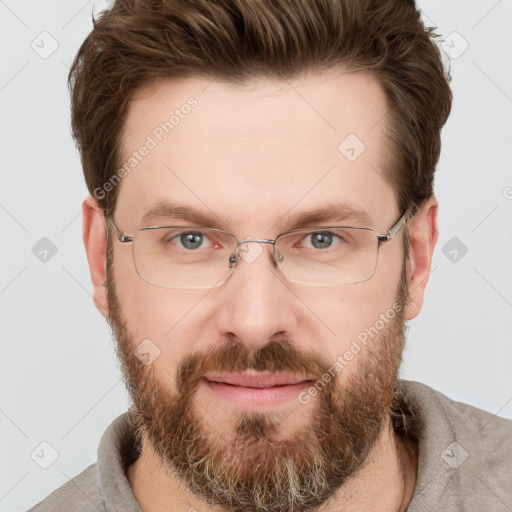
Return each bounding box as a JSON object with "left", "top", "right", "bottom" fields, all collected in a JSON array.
[
  {"left": 202, "top": 371, "right": 314, "bottom": 409},
  {"left": 204, "top": 371, "right": 312, "bottom": 388}
]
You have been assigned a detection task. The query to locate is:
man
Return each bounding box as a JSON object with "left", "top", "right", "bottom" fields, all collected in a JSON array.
[{"left": 30, "top": 0, "right": 511, "bottom": 511}]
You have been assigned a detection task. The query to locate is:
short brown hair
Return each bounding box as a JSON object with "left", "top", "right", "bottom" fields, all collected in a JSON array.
[{"left": 69, "top": 0, "right": 452, "bottom": 221}]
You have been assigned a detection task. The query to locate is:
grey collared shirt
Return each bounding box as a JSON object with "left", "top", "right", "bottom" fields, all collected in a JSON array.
[{"left": 28, "top": 380, "right": 512, "bottom": 511}]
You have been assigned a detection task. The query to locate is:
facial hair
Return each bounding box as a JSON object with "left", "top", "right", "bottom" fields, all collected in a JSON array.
[{"left": 105, "top": 233, "right": 410, "bottom": 512}]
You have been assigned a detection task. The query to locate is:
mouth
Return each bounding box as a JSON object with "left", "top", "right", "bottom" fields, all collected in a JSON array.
[{"left": 202, "top": 371, "right": 314, "bottom": 409}]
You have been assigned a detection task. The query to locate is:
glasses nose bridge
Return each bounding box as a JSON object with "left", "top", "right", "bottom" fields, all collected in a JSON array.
[
  {"left": 238, "top": 237, "right": 275, "bottom": 246},
  {"left": 230, "top": 237, "right": 278, "bottom": 269}
]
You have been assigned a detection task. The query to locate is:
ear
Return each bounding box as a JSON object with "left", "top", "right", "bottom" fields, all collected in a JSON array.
[
  {"left": 82, "top": 195, "right": 108, "bottom": 318},
  {"left": 404, "top": 195, "right": 439, "bottom": 320}
]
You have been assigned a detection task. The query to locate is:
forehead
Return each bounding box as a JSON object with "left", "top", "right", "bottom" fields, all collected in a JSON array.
[{"left": 115, "top": 69, "right": 398, "bottom": 234}]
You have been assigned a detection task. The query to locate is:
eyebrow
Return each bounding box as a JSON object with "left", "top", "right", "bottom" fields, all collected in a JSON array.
[{"left": 140, "top": 199, "right": 373, "bottom": 232}]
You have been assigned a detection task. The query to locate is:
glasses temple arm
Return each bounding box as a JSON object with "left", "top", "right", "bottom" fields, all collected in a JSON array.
[
  {"left": 382, "top": 205, "right": 414, "bottom": 241},
  {"left": 107, "top": 217, "right": 133, "bottom": 243}
]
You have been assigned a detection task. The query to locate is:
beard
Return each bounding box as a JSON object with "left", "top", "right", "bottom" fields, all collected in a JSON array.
[{"left": 105, "top": 234, "right": 410, "bottom": 512}]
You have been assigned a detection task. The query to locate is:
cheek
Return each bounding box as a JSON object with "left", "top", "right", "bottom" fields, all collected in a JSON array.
[
  {"left": 294, "top": 264, "right": 402, "bottom": 374},
  {"left": 111, "top": 243, "right": 207, "bottom": 356}
]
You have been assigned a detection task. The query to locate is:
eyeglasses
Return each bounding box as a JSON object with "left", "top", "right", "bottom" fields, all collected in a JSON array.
[{"left": 107, "top": 206, "right": 413, "bottom": 289}]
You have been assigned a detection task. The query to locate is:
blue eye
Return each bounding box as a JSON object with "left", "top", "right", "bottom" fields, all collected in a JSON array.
[
  {"left": 179, "top": 231, "right": 205, "bottom": 250},
  {"left": 303, "top": 231, "right": 343, "bottom": 250},
  {"left": 309, "top": 232, "right": 334, "bottom": 249}
]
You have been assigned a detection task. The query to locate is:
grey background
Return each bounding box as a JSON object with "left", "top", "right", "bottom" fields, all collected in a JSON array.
[{"left": 1, "top": 0, "right": 511, "bottom": 510}]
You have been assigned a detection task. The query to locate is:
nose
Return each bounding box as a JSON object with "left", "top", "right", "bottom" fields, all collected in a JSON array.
[{"left": 214, "top": 240, "right": 299, "bottom": 351}]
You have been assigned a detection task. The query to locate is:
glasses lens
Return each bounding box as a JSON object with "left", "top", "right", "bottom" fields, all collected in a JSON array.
[
  {"left": 132, "top": 227, "right": 237, "bottom": 289},
  {"left": 275, "top": 227, "right": 379, "bottom": 286},
  {"left": 130, "top": 225, "right": 379, "bottom": 289}
]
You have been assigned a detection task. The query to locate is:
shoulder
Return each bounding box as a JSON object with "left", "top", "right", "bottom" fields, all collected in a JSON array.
[
  {"left": 400, "top": 379, "right": 512, "bottom": 449},
  {"left": 28, "top": 463, "right": 105, "bottom": 511},
  {"left": 28, "top": 412, "right": 142, "bottom": 512},
  {"left": 399, "top": 380, "right": 512, "bottom": 511},
  {"left": 399, "top": 380, "right": 512, "bottom": 434}
]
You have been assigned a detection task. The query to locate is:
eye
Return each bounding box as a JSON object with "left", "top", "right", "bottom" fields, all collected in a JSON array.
[
  {"left": 179, "top": 231, "right": 206, "bottom": 250},
  {"left": 163, "top": 230, "right": 214, "bottom": 250},
  {"left": 302, "top": 231, "right": 343, "bottom": 250}
]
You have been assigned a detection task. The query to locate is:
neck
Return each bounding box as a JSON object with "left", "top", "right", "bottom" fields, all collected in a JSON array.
[{"left": 126, "top": 416, "right": 418, "bottom": 512}]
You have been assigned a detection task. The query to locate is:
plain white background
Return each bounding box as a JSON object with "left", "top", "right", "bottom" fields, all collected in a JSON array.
[{"left": 1, "top": 0, "right": 511, "bottom": 510}]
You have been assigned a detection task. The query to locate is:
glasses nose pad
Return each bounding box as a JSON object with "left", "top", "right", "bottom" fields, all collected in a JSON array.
[
  {"left": 274, "top": 251, "right": 284, "bottom": 265},
  {"left": 228, "top": 250, "right": 240, "bottom": 269},
  {"left": 229, "top": 242, "right": 281, "bottom": 270}
]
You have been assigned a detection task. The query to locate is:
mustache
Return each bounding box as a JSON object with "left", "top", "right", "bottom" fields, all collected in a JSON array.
[{"left": 175, "top": 339, "right": 334, "bottom": 397}]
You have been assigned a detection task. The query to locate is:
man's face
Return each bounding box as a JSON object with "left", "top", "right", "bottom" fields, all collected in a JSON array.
[{"left": 106, "top": 70, "right": 410, "bottom": 511}]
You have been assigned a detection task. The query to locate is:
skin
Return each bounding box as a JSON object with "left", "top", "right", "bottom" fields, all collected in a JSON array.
[{"left": 82, "top": 68, "right": 438, "bottom": 511}]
